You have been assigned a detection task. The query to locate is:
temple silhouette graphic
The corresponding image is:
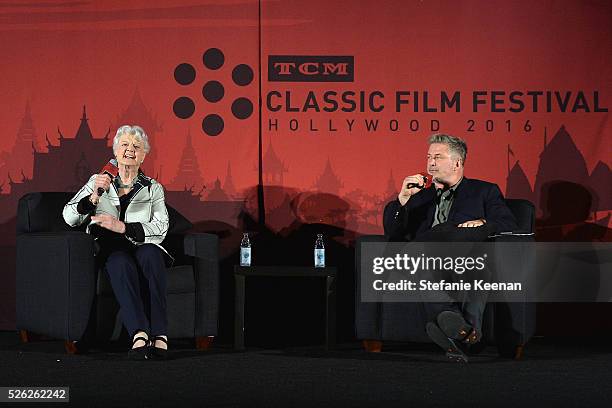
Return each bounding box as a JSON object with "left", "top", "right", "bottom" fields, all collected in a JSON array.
[
  {"left": 1, "top": 105, "right": 609, "bottom": 234},
  {"left": 167, "top": 128, "right": 206, "bottom": 192},
  {"left": 0, "top": 106, "right": 113, "bottom": 226},
  {"left": 112, "top": 89, "right": 163, "bottom": 179},
  {"left": 262, "top": 138, "right": 288, "bottom": 186},
  {"left": 0, "top": 106, "right": 609, "bottom": 332},
  {"left": 0, "top": 103, "right": 244, "bottom": 229},
  {"left": 505, "top": 125, "right": 611, "bottom": 228},
  {"left": 314, "top": 158, "right": 344, "bottom": 196},
  {"left": 0, "top": 101, "right": 39, "bottom": 186}
]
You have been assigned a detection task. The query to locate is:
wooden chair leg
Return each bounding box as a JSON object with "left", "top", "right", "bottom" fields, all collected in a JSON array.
[
  {"left": 362, "top": 340, "right": 383, "bottom": 352},
  {"left": 64, "top": 341, "right": 78, "bottom": 355},
  {"left": 514, "top": 344, "right": 525, "bottom": 360},
  {"left": 195, "top": 336, "right": 214, "bottom": 351},
  {"left": 21, "top": 330, "right": 81, "bottom": 355}
]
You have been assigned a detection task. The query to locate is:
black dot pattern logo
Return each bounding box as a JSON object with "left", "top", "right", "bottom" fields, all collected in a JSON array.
[
  {"left": 174, "top": 63, "right": 196, "bottom": 85},
  {"left": 203, "top": 48, "right": 224, "bottom": 70},
  {"left": 232, "top": 64, "right": 254, "bottom": 86},
  {"left": 202, "top": 114, "right": 224, "bottom": 136},
  {"left": 202, "top": 80, "right": 224, "bottom": 103},
  {"left": 173, "top": 97, "right": 195, "bottom": 119},
  {"left": 173, "top": 47, "right": 254, "bottom": 136},
  {"left": 232, "top": 97, "right": 253, "bottom": 120}
]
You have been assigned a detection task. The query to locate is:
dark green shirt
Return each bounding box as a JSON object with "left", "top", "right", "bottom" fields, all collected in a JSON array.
[{"left": 431, "top": 177, "right": 463, "bottom": 227}]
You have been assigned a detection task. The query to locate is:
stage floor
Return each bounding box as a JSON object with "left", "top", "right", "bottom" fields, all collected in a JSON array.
[{"left": 1, "top": 332, "right": 610, "bottom": 407}]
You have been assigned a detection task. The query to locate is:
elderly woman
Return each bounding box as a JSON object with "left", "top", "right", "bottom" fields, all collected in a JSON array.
[{"left": 63, "top": 125, "right": 170, "bottom": 360}]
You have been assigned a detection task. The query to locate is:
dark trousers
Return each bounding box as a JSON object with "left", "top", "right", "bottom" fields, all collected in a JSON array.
[
  {"left": 417, "top": 222, "right": 496, "bottom": 332},
  {"left": 105, "top": 244, "right": 168, "bottom": 337}
]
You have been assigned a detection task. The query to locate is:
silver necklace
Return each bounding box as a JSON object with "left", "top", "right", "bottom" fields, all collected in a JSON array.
[{"left": 116, "top": 175, "right": 136, "bottom": 189}]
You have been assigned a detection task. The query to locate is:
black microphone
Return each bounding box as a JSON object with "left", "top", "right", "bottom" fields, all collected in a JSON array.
[
  {"left": 97, "top": 159, "right": 119, "bottom": 196},
  {"left": 407, "top": 175, "right": 429, "bottom": 189}
]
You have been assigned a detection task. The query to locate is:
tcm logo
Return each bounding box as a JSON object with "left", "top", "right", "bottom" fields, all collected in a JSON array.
[{"left": 268, "top": 55, "right": 354, "bottom": 82}]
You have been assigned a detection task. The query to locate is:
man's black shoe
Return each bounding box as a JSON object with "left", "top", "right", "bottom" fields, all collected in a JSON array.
[
  {"left": 426, "top": 322, "right": 469, "bottom": 363},
  {"left": 437, "top": 310, "right": 481, "bottom": 344}
]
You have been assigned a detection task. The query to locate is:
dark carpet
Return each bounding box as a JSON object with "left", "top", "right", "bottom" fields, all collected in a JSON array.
[{"left": 1, "top": 332, "right": 611, "bottom": 407}]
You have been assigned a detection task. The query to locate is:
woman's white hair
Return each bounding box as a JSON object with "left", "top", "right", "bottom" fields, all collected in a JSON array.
[{"left": 113, "top": 125, "right": 151, "bottom": 154}]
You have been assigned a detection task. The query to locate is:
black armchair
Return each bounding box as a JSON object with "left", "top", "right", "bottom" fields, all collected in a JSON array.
[
  {"left": 16, "top": 192, "right": 219, "bottom": 352},
  {"left": 355, "top": 198, "right": 536, "bottom": 358}
]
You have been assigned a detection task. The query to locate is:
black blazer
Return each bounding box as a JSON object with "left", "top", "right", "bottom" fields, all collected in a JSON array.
[{"left": 383, "top": 177, "right": 518, "bottom": 241}]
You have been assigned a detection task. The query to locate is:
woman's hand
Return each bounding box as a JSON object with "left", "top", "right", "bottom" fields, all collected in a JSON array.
[
  {"left": 91, "top": 214, "right": 126, "bottom": 234},
  {"left": 89, "top": 174, "right": 112, "bottom": 205},
  {"left": 93, "top": 174, "right": 112, "bottom": 194}
]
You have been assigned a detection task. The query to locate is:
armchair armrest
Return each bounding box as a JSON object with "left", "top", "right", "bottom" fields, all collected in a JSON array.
[
  {"left": 489, "top": 233, "right": 537, "bottom": 347},
  {"left": 488, "top": 232, "right": 535, "bottom": 241},
  {"left": 184, "top": 232, "right": 218, "bottom": 260},
  {"left": 16, "top": 231, "right": 96, "bottom": 341},
  {"left": 184, "top": 233, "right": 219, "bottom": 336}
]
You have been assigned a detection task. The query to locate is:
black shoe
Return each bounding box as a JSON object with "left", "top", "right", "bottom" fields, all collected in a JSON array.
[
  {"left": 128, "top": 335, "right": 149, "bottom": 361},
  {"left": 426, "top": 322, "right": 469, "bottom": 363},
  {"left": 437, "top": 310, "right": 481, "bottom": 345},
  {"left": 149, "top": 336, "right": 168, "bottom": 360}
]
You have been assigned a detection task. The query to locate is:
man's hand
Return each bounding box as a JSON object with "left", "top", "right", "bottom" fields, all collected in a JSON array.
[
  {"left": 398, "top": 174, "right": 427, "bottom": 206},
  {"left": 458, "top": 219, "right": 486, "bottom": 228},
  {"left": 91, "top": 214, "right": 126, "bottom": 234}
]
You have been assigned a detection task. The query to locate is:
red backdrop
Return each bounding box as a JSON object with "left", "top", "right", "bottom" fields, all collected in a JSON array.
[{"left": 0, "top": 0, "right": 610, "bottom": 329}]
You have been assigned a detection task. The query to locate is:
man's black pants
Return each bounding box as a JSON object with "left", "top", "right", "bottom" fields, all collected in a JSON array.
[{"left": 416, "top": 222, "right": 496, "bottom": 332}]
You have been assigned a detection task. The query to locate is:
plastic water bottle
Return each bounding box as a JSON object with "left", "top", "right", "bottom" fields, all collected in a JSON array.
[
  {"left": 314, "top": 233, "right": 325, "bottom": 268},
  {"left": 240, "top": 233, "right": 251, "bottom": 266}
]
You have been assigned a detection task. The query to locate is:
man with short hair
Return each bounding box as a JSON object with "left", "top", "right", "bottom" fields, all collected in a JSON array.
[{"left": 383, "top": 133, "right": 518, "bottom": 362}]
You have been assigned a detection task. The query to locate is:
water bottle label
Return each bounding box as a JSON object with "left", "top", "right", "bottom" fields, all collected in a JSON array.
[
  {"left": 314, "top": 249, "right": 325, "bottom": 268},
  {"left": 240, "top": 247, "right": 251, "bottom": 266}
]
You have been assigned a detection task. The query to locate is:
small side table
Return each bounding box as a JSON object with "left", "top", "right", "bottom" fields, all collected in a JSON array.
[{"left": 234, "top": 265, "right": 337, "bottom": 350}]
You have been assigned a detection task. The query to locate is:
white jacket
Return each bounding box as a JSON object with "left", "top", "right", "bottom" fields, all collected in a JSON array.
[{"left": 62, "top": 173, "right": 170, "bottom": 249}]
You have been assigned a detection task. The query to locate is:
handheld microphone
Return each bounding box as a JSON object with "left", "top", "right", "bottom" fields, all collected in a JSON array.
[
  {"left": 97, "top": 158, "right": 119, "bottom": 196},
  {"left": 407, "top": 174, "right": 431, "bottom": 190}
]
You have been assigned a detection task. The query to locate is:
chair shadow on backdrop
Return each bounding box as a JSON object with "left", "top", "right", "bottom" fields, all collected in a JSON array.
[
  {"left": 229, "top": 188, "right": 357, "bottom": 347},
  {"left": 535, "top": 181, "right": 612, "bottom": 337}
]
